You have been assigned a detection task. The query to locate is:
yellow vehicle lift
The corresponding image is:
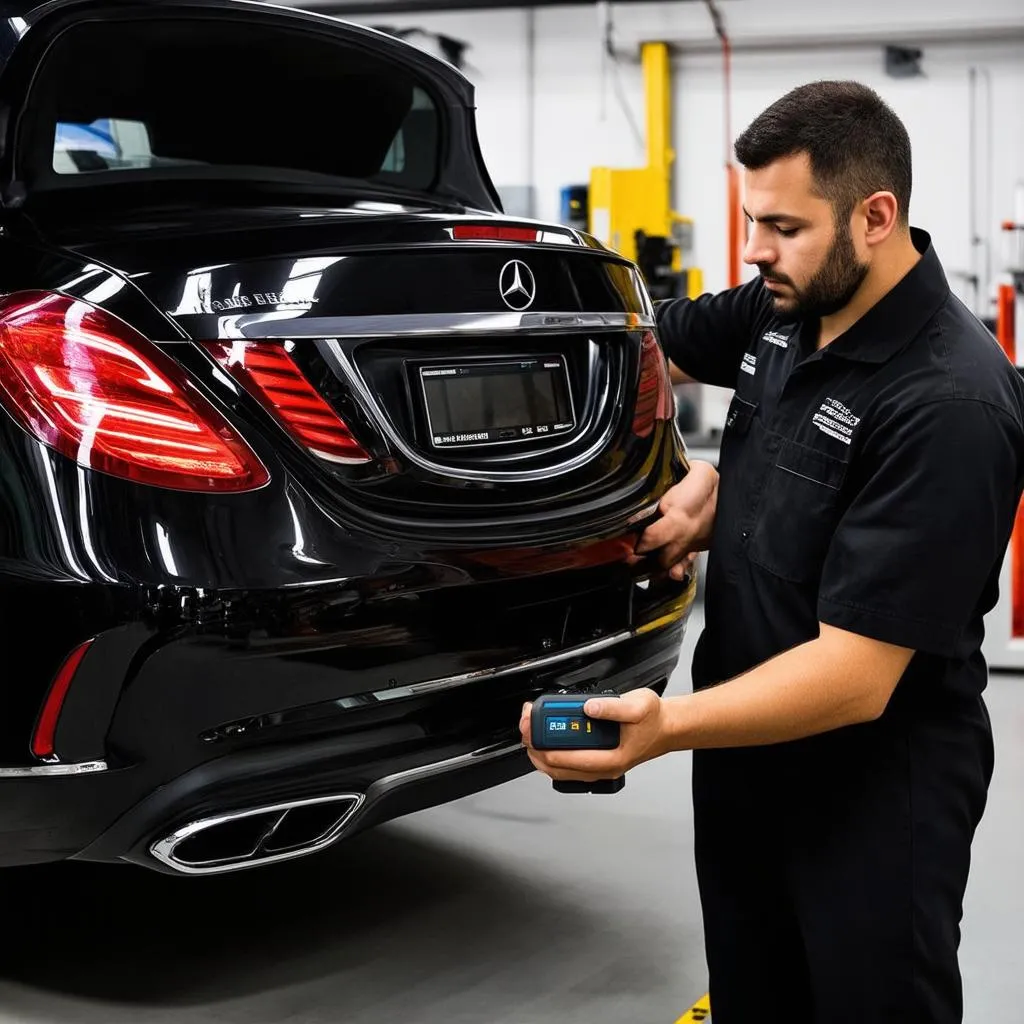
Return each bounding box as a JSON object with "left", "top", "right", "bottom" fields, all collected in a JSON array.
[{"left": 588, "top": 42, "right": 703, "bottom": 301}]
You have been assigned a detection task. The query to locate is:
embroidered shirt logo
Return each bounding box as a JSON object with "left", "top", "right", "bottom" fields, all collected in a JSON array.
[
  {"left": 762, "top": 329, "right": 790, "bottom": 349},
  {"left": 741, "top": 353, "right": 757, "bottom": 375},
  {"left": 813, "top": 398, "right": 861, "bottom": 445}
]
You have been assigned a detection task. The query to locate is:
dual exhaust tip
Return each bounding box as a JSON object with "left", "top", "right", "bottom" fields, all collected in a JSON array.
[{"left": 150, "top": 793, "right": 365, "bottom": 875}]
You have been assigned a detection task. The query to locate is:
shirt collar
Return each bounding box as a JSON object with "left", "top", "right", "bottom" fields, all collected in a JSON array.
[{"left": 802, "top": 227, "right": 949, "bottom": 364}]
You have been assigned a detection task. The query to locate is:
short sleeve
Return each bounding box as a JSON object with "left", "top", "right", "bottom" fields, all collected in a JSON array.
[
  {"left": 655, "top": 278, "right": 771, "bottom": 388},
  {"left": 818, "top": 398, "right": 1023, "bottom": 656}
]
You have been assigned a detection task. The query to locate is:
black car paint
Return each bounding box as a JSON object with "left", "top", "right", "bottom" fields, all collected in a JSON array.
[{"left": 0, "top": 0, "right": 693, "bottom": 872}]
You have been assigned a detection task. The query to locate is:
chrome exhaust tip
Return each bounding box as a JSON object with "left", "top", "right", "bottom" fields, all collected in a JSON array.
[{"left": 150, "top": 793, "right": 365, "bottom": 875}]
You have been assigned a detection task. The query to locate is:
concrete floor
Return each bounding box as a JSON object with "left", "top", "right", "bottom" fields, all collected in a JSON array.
[{"left": 0, "top": 605, "right": 1021, "bottom": 1023}]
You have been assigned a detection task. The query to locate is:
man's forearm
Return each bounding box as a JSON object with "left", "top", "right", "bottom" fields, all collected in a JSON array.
[
  {"left": 660, "top": 624, "right": 914, "bottom": 751},
  {"left": 669, "top": 360, "right": 696, "bottom": 385}
]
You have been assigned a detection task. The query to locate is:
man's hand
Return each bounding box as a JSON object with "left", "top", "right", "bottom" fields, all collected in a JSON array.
[
  {"left": 518, "top": 689, "right": 670, "bottom": 783},
  {"left": 516, "top": 625, "right": 914, "bottom": 787},
  {"left": 636, "top": 460, "right": 718, "bottom": 580}
]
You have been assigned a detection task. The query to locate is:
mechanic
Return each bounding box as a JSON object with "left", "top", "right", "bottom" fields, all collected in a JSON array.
[{"left": 520, "top": 81, "right": 1024, "bottom": 1023}]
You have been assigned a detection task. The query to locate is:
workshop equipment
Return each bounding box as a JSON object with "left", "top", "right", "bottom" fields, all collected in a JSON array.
[
  {"left": 531, "top": 693, "right": 625, "bottom": 794},
  {"left": 983, "top": 181, "right": 1024, "bottom": 671},
  {"left": 994, "top": 181, "right": 1024, "bottom": 363},
  {"left": 587, "top": 42, "right": 702, "bottom": 302},
  {"left": 531, "top": 693, "right": 621, "bottom": 750}
]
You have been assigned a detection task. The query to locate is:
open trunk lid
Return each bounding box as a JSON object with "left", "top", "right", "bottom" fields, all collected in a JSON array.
[
  {"left": 0, "top": 0, "right": 679, "bottom": 538},
  {"left": 0, "top": 0, "right": 500, "bottom": 213}
]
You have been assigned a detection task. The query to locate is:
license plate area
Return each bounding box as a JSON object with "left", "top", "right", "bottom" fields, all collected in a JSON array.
[{"left": 416, "top": 355, "right": 576, "bottom": 450}]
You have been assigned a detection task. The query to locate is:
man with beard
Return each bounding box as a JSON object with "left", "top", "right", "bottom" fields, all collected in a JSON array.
[{"left": 519, "top": 81, "right": 1024, "bottom": 1021}]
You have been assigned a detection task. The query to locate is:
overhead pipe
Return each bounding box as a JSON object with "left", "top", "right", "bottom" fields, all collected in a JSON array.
[
  {"left": 526, "top": 6, "right": 536, "bottom": 217},
  {"left": 702, "top": 0, "right": 742, "bottom": 288},
  {"left": 666, "top": 24, "right": 1024, "bottom": 54},
  {"left": 968, "top": 66, "right": 980, "bottom": 316},
  {"left": 320, "top": 0, "right": 698, "bottom": 13}
]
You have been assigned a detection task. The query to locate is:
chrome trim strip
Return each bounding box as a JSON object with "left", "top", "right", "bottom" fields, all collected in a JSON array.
[
  {"left": 348, "top": 630, "right": 635, "bottom": 706},
  {"left": 227, "top": 310, "right": 654, "bottom": 340},
  {"left": 319, "top": 338, "right": 622, "bottom": 483},
  {"left": 335, "top": 600, "right": 689, "bottom": 708},
  {"left": 0, "top": 760, "right": 108, "bottom": 778},
  {"left": 200, "top": 593, "right": 690, "bottom": 740},
  {"left": 150, "top": 793, "right": 365, "bottom": 875}
]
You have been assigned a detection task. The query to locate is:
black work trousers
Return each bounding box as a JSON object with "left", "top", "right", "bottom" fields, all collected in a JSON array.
[{"left": 692, "top": 714, "right": 992, "bottom": 1024}]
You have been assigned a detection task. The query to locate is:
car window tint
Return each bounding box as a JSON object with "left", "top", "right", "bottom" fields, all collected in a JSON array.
[{"left": 37, "top": 17, "right": 440, "bottom": 190}]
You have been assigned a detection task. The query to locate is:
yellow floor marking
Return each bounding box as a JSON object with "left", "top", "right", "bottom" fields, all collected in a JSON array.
[{"left": 674, "top": 992, "right": 710, "bottom": 1023}]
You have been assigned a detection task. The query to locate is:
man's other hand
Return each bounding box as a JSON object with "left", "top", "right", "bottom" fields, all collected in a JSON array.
[{"left": 636, "top": 460, "right": 718, "bottom": 579}]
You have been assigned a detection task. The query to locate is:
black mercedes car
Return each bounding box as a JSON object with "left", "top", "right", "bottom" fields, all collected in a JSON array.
[{"left": 0, "top": 0, "right": 694, "bottom": 875}]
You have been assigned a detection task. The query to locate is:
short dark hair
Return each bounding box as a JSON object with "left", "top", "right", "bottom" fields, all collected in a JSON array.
[{"left": 734, "top": 81, "right": 912, "bottom": 226}]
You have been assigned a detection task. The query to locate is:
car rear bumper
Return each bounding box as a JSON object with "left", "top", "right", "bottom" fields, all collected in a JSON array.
[{"left": 0, "top": 593, "right": 689, "bottom": 872}]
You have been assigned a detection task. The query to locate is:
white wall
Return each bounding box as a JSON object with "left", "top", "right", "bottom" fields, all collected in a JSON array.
[
  {"left": 325, "top": 0, "right": 1024, "bottom": 314},
  {"left": 675, "top": 38, "right": 1024, "bottom": 308}
]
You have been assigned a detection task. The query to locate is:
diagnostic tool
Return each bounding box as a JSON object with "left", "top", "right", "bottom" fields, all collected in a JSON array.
[
  {"left": 531, "top": 693, "right": 620, "bottom": 750},
  {"left": 530, "top": 692, "right": 625, "bottom": 795}
]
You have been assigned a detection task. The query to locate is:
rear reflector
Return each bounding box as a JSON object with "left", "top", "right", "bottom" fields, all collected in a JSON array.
[
  {"left": 452, "top": 225, "right": 541, "bottom": 242},
  {"left": 632, "top": 331, "right": 674, "bottom": 438},
  {"left": 0, "top": 291, "right": 269, "bottom": 491},
  {"left": 32, "top": 639, "right": 93, "bottom": 760},
  {"left": 202, "top": 342, "right": 371, "bottom": 464}
]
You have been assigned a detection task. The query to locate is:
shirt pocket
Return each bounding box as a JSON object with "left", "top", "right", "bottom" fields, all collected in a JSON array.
[
  {"left": 721, "top": 394, "right": 757, "bottom": 451},
  {"left": 716, "top": 395, "right": 758, "bottom": 482},
  {"left": 726, "top": 393, "right": 757, "bottom": 433},
  {"left": 747, "top": 438, "right": 849, "bottom": 584}
]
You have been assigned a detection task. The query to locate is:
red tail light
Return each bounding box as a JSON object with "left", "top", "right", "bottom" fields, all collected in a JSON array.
[
  {"left": 452, "top": 225, "right": 541, "bottom": 242},
  {"left": 0, "top": 291, "right": 269, "bottom": 491},
  {"left": 632, "top": 330, "right": 674, "bottom": 438},
  {"left": 32, "top": 638, "right": 93, "bottom": 759},
  {"left": 202, "top": 342, "right": 371, "bottom": 465}
]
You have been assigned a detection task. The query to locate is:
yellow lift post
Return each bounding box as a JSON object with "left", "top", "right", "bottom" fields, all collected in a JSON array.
[{"left": 588, "top": 42, "right": 703, "bottom": 300}]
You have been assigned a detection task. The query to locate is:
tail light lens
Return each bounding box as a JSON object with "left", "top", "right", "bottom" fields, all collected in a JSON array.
[
  {"left": 0, "top": 291, "right": 269, "bottom": 491},
  {"left": 202, "top": 341, "right": 371, "bottom": 465},
  {"left": 32, "top": 638, "right": 93, "bottom": 759},
  {"left": 632, "top": 330, "right": 674, "bottom": 437}
]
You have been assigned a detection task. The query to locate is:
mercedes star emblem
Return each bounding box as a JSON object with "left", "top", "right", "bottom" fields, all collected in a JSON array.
[{"left": 499, "top": 259, "right": 537, "bottom": 311}]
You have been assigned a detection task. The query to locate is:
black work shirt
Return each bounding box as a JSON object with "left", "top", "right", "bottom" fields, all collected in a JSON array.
[{"left": 658, "top": 229, "right": 1024, "bottom": 721}]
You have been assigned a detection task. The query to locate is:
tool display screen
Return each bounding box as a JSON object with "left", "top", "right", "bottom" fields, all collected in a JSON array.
[{"left": 546, "top": 716, "right": 592, "bottom": 735}]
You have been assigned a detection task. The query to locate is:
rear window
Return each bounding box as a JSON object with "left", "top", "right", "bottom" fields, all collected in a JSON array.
[{"left": 30, "top": 16, "right": 441, "bottom": 191}]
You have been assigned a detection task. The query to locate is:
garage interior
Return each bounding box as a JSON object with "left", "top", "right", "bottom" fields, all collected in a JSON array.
[{"left": 3, "top": 0, "right": 1024, "bottom": 1021}]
